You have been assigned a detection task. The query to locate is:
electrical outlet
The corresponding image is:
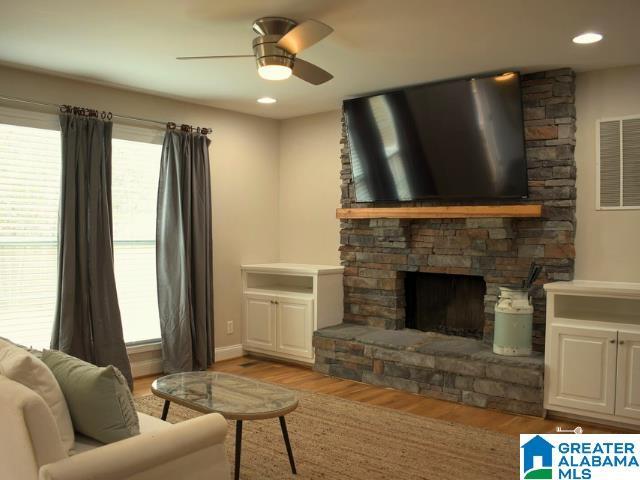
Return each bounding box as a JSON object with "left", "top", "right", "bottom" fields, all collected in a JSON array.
[{"left": 226, "top": 321, "right": 234, "bottom": 335}]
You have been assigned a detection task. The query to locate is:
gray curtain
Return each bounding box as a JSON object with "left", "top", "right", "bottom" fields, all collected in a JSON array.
[
  {"left": 51, "top": 113, "right": 133, "bottom": 389},
  {"left": 156, "top": 128, "right": 213, "bottom": 373}
]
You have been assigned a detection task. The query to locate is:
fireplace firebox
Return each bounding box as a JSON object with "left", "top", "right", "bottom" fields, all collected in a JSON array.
[{"left": 405, "top": 272, "right": 486, "bottom": 339}]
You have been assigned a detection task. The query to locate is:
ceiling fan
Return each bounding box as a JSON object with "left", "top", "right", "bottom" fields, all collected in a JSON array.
[{"left": 177, "top": 16, "right": 334, "bottom": 85}]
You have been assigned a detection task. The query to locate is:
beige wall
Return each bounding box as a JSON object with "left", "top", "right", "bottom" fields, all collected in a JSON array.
[
  {"left": 0, "top": 65, "right": 281, "bottom": 349},
  {"left": 278, "top": 110, "right": 342, "bottom": 265},
  {"left": 575, "top": 65, "right": 640, "bottom": 282}
]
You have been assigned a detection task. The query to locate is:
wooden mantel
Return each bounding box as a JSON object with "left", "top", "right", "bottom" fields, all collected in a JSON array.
[{"left": 336, "top": 204, "right": 543, "bottom": 219}]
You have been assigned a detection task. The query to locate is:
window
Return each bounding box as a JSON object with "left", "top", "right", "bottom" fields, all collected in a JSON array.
[
  {"left": 0, "top": 118, "right": 61, "bottom": 349},
  {"left": 111, "top": 131, "right": 163, "bottom": 343},
  {"left": 0, "top": 110, "right": 163, "bottom": 348}
]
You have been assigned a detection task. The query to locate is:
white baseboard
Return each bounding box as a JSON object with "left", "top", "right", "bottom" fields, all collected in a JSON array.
[
  {"left": 215, "top": 344, "right": 244, "bottom": 362},
  {"left": 130, "top": 343, "right": 244, "bottom": 378},
  {"left": 131, "top": 358, "right": 163, "bottom": 378}
]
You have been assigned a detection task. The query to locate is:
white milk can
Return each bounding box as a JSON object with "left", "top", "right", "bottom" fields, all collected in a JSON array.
[{"left": 493, "top": 287, "right": 533, "bottom": 356}]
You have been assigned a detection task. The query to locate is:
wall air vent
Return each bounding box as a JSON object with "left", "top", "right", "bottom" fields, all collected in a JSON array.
[{"left": 597, "top": 115, "right": 640, "bottom": 209}]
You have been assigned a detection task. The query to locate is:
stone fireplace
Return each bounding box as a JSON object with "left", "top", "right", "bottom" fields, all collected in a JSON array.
[{"left": 313, "top": 68, "right": 577, "bottom": 416}]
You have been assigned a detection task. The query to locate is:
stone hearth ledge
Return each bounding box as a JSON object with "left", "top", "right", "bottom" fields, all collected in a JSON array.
[{"left": 313, "top": 324, "right": 544, "bottom": 416}]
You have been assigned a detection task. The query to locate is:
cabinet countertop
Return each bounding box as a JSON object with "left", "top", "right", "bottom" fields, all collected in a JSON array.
[
  {"left": 544, "top": 280, "right": 640, "bottom": 298},
  {"left": 241, "top": 263, "right": 344, "bottom": 275}
]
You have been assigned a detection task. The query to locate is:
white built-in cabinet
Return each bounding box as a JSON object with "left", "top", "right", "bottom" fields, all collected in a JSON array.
[
  {"left": 241, "top": 263, "right": 344, "bottom": 364},
  {"left": 616, "top": 331, "right": 640, "bottom": 419},
  {"left": 544, "top": 280, "right": 640, "bottom": 427}
]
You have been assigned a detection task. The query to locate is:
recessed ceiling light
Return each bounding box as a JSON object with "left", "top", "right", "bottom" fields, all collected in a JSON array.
[
  {"left": 572, "top": 32, "right": 603, "bottom": 44},
  {"left": 257, "top": 97, "right": 277, "bottom": 104}
]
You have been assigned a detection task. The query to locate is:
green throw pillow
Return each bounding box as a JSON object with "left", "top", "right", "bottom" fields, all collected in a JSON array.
[{"left": 41, "top": 350, "right": 140, "bottom": 444}]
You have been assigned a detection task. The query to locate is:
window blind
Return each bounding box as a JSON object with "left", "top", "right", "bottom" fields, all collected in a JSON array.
[
  {"left": 0, "top": 122, "right": 164, "bottom": 348},
  {"left": 0, "top": 123, "right": 61, "bottom": 349}
]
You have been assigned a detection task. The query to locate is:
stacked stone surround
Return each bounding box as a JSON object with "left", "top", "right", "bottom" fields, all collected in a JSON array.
[
  {"left": 313, "top": 69, "right": 576, "bottom": 416},
  {"left": 314, "top": 324, "right": 544, "bottom": 416},
  {"left": 338, "top": 68, "right": 577, "bottom": 350}
]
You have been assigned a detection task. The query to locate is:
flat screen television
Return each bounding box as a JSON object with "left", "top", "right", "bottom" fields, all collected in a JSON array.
[{"left": 343, "top": 72, "right": 528, "bottom": 202}]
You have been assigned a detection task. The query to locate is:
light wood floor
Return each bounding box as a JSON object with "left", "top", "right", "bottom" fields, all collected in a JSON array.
[{"left": 133, "top": 355, "right": 629, "bottom": 437}]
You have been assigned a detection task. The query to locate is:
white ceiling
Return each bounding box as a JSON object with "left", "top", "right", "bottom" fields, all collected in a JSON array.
[{"left": 1, "top": 0, "right": 639, "bottom": 119}]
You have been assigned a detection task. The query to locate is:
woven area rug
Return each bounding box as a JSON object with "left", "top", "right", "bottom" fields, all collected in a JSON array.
[{"left": 135, "top": 389, "right": 518, "bottom": 479}]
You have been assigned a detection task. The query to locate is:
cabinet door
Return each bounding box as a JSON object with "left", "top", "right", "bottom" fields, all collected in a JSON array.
[
  {"left": 547, "top": 325, "right": 618, "bottom": 414},
  {"left": 615, "top": 330, "right": 640, "bottom": 420},
  {"left": 276, "top": 297, "right": 313, "bottom": 359},
  {"left": 243, "top": 293, "right": 276, "bottom": 352}
]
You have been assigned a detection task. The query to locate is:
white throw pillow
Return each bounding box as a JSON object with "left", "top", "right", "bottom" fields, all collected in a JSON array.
[{"left": 0, "top": 338, "right": 75, "bottom": 453}]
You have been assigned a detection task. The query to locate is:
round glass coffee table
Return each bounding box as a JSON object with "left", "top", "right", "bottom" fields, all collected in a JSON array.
[{"left": 152, "top": 372, "right": 298, "bottom": 480}]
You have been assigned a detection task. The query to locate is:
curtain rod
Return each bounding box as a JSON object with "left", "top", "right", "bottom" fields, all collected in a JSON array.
[{"left": 0, "top": 94, "right": 212, "bottom": 135}]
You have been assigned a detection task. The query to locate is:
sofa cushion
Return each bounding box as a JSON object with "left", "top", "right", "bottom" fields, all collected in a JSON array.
[
  {"left": 71, "top": 433, "right": 104, "bottom": 455},
  {"left": 138, "top": 412, "right": 172, "bottom": 433},
  {"left": 0, "top": 338, "right": 75, "bottom": 453},
  {"left": 42, "top": 350, "right": 140, "bottom": 444},
  {"left": 71, "top": 412, "right": 171, "bottom": 455}
]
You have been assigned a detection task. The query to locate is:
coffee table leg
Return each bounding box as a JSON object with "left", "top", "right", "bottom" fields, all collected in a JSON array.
[
  {"left": 234, "top": 420, "right": 243, "bottom": 480},
  {"left": 279, "top": 416, "right": 297, "bottom": 474},
  {"left": 161, "top": 400, "right": 170, "bottom": 421}
]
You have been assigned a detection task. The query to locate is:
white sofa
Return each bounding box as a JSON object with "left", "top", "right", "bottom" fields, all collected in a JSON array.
[{"left": 0, "top": 374, "right": 230, "bottom": 480}]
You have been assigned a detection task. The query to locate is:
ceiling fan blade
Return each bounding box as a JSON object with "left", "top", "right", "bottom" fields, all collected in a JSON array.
[
  {"left": 176, "top": 55, "right": 254, "bottom": 60},
  {"left": 277, "top": 19, "right": 333, "bottom": 54},
  {"left": 292, "top": 58, "right": 333, "bottom": 85}
]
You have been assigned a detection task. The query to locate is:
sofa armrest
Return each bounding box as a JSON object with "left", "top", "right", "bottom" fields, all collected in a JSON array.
[{"left": 39, "top": 413, "right": 230, "bottom": 480}]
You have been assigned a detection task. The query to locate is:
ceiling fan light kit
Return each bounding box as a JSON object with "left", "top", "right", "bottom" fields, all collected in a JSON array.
[
  {"left": 177, "top": 16, "right": 333, "bottom": 85},
  {"left": 252, "top": 28, "right": 295, "bottom": 80},
  {"left": 258, "top": 64, "right": 292, "bottom": 81}
]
